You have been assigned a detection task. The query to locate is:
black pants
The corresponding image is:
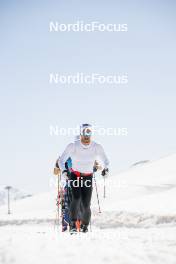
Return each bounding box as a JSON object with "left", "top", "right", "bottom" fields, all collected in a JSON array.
[{"left": 69, "top": 172, "right": 93, "bottom": 225}]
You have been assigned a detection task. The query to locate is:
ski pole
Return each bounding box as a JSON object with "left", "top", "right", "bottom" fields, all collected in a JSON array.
[
  {"left": 93, "top": 171, "right": 101, "bottom": 213},
  {"left": 89, "top": 215, "right": 92, "bottom": 232},
  {"left": 103, "top": 177, "right": 106, "bottom": 199},
  {"left": 57, "top": 171, "right": 61, "bottom": 226},
  {"left": 54, "top": 173, "right": 60, "bottom": 230}
]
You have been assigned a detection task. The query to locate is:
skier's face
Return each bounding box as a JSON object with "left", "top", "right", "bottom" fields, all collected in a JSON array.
[{"left": 81, "top": 128, "right": 92, "bottom": 145}]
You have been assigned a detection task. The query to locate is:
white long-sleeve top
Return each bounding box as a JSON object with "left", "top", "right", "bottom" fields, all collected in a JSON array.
[{"left": 59, "top": 140, "right": 109, "bottom": 173}]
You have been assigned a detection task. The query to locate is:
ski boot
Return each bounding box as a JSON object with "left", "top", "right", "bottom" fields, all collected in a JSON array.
[
  {"left": 80, "top": 223, "right": 88, "bottom": 233},
  {"left": 69, "top": 221, "right": 77, "bottom": 234}
]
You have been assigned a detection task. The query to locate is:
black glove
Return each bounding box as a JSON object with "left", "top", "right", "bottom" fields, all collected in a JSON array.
[
  {"left": 63, "top": 169, "right": 71, "bottom": 178},
  {"left": 101, "top": 168, "right": 109, "bottom": 177},
  {"left": 55, "top": 159, "right": 60, "bottom": 169}
]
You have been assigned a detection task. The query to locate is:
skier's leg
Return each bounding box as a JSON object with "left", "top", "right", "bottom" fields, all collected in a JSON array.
[
  {"left": 81, "top": 176, "right": 93, "bottom": 226},
  {"left": 69, "top": 173, "right": 81, "bottom": 223}
]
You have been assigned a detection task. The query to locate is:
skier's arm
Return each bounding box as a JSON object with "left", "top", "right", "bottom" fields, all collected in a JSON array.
[
  {"left": 96, "top": 144, "right": 109, "bottom": 169},
  {"left": 59, "top": 143, "right": 74, "bottom": 171}
]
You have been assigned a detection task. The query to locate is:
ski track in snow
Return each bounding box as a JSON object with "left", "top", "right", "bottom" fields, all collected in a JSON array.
[{"left": 1, "top": 211, "right": 176, "bottom": 228}]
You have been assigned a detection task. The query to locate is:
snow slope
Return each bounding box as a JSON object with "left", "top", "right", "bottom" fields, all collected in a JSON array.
[
  {"left": 0, "top": 154, "right": 176, "bottom": 264},
  {"left": 93, "top": 153, "right": 176, "bottom": 227}
]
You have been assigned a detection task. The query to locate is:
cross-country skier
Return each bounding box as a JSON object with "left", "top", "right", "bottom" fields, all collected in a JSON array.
[{"left": 59, "top": 123, "right": 109, "bottom": 233}]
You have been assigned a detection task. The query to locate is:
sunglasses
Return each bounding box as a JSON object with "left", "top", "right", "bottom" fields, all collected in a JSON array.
[{"left": 82, "top": 129, "right": 92, "bottom": 137}]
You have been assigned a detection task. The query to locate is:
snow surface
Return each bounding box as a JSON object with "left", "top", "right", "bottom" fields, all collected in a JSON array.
[{"left": 0, "top": 154, "right": 176, "bottom": 264}]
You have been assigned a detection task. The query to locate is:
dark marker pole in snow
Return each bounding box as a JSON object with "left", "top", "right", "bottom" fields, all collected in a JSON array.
[{"left": 5, "top": 186, "right": 12, "bottom": 214}]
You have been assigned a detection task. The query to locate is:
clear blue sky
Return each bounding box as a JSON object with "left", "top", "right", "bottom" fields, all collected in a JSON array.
[{"left": 0, "top": 0, "right": 176, "bottom": 193}]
